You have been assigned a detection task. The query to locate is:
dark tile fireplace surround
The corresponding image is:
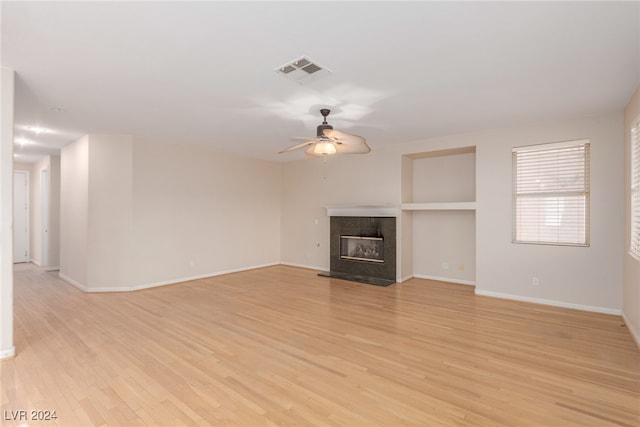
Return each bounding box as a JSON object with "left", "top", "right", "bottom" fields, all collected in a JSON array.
[{"left": 319, "top": 216, "right": 396, "bottom": 286}]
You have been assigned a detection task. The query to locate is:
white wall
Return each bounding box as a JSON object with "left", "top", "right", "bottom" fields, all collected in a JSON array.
[
  {"left": 131, "top": 139, "right": 282, "bottom": 287},
  {"left": 59, "top": 135, "right": 282, "bottom": 291},
  {"left": 61, "top": 135, "right": 134, "bottom": 290},
  {"left": 624, "top": 85, "right": 640, "bottom": 346},
  {"left": 49, "top": 155, "right": 61, "bottom": 268},
  {"left": 281, "top": 113, "right": 624, "bottom": 313},
  {"left": 473, "top": 115, "right": 623, "bottom": 313},
  {"left": 87, "top": 135, "right": 134, "bottom": 289},
  {"left": 412, "top": 152, "right": 476, "bottom": 202},
  {"left": 60, "top": 136, "right": 89, "bottom": 288},
  {"left": 413, "top": 210, "right": 476, "bottom": 283},
  {"left": 0, "top": 68, "right": 15, "bottom": 359}
]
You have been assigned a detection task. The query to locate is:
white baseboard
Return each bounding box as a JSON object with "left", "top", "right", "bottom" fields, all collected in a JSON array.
[
  {"left": 58, "top": 272, "right": 88, "bottom": 292},
  {"left": 26, "top": 259, "right": 59, "bottom": 271},
  {"left": 413, "top": 274, "right": 475, "bottom": 286},
  {"left": 0, "top": 346, "right": 16, "bottom": 359},
  {"left": 131, "top": 262, "right": 281, "bottom": 292},
  {"left": 279, "top": 262, "right": 325, "bottom": 272},
  {"left": 474, "top": 289, "right": 621, "bottom": 315},
  {"left": 28, "top": 260, "right": 59, "bottom": 271},
  {"left": 622, "top": 311, "right": 640, "bottom": 350},
  {"left": 59, "top": 262, "right": 281, "bottom": 293},
  {"left": 397, "top": 274, "right": 413, "bottom": 283}
]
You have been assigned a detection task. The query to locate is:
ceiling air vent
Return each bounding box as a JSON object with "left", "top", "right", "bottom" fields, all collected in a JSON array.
[{"left": 275, "top": 56, "right": 332, "bottom": 85}]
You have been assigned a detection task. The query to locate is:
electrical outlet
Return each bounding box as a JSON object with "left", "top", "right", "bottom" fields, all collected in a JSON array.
[
  {"left": 442, "top": 262, "right": 449, "bottom": 270},
  {"left": 532, "top": 277, "right": 539, "bottom": 286}
]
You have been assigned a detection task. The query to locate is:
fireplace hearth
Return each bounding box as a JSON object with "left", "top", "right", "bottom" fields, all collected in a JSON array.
[{"left": 319, "top": 216, "right": 396, "bottom": 286}]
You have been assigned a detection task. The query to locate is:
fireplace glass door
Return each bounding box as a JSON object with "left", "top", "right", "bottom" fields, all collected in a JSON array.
[{"left": 340, "top": 236, "right": 384, "bottom": 263}]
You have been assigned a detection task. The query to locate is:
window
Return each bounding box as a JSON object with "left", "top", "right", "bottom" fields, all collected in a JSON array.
[
  {"left": 512, "top": 139, "right": 590, "bottom": 246},
  {"left": 630, "top": 119, "right": 640, "bottom": 259}
]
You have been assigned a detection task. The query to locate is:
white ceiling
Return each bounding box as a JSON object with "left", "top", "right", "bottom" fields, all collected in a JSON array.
[{"left": 3, "top": 1, "right": 639, "bottom": 163}]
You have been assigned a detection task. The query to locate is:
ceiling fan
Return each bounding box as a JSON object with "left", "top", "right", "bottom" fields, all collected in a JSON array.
[{"left": 279, "top": 109, "right": 371, "bottom": 157}]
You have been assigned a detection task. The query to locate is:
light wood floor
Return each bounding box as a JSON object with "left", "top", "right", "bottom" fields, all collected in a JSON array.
[{"left": 2, "top": 264, "right": 639, "bottom": 427}]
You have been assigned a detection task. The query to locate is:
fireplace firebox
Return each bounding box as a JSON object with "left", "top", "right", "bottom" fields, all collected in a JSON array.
[
  {"left": 319, "top": 216, "right": 396, "bottom": 286},
  {"left": 340, "top": 236, "right": 384, "bottom": 263}
]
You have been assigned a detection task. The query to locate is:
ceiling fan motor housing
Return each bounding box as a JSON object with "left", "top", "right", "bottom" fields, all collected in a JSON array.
[
  {"left": 317, "top": 108, "right": 333, "bottom": 137},
  {"left": 317, "top": 123, "right": 333, "bottom": 138}
]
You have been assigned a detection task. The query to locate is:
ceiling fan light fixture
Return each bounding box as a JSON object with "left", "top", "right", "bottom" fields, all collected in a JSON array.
[{"left": 313, "top": 141, "right": 337, "bottom": 155}]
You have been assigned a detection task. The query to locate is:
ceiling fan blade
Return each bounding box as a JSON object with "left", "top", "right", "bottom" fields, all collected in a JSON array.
[
  {"left": 322, "top": 129, "right": 365, "bottom": 145},
  {"left": 335, "top": 140, "right": 371, "bottom": 154},
  {"left": 323, "top": 129, "right": 371, "bottom": 154},
  {"left": 290, "top": 136, "right": 318, "bottom": 142},
  {"left": 278, "top": 139, "right": 317, "bottom": 154}
]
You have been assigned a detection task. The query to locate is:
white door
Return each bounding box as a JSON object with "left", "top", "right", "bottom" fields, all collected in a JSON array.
[
  {"left": 13, "top": 171, "right": 29, "bottom": 263},
  {"left": 41, "top": 169, "right": 49, "bottom": 267}
]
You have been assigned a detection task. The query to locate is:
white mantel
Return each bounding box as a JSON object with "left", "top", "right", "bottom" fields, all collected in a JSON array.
[{"left": 325, "top": 204, "right": 398, "bottom": 217}]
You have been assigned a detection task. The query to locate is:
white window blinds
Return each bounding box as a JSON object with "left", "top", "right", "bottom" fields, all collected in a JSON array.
[
  {"left": 630, "top": 121, "right": 640, "bottom": 259},
  {"left": 512, "top": 140, "right": 590, "bottom": 246}
]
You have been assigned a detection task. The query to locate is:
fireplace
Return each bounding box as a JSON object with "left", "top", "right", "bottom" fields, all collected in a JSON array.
[{"left": 320, "top": 215, "right": 396, "bottom": 286}]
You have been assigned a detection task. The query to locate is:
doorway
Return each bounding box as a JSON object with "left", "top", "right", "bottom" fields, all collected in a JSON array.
[
  {"left": 13, "top": 170, "right": 29, "bottom": 263},
  {"left": 41, "top": 168, "right": 49, "bottom": 267}
]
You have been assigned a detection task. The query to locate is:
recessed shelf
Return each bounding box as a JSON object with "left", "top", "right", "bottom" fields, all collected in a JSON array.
[
  {"left": 325, "top": 204, "right": 398, "bottom": 217},
  {"left": 401, "top": 202, "right": 476, "bottom": 211},
  {"left": 404, "top": 146, "right": 475, "bottom": 160}
]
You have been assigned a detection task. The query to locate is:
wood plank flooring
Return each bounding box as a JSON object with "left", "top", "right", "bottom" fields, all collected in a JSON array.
[{"left": 1, "top": 263, "right": 639, "bottom": 426}]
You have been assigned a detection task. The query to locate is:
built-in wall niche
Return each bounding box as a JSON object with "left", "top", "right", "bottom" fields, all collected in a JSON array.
[
  {"left": 402, "top": 146, "right": 476, "bottom": 211},
  {"left": 400, "top": 146, "right": 477, "bottom": 285}
]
